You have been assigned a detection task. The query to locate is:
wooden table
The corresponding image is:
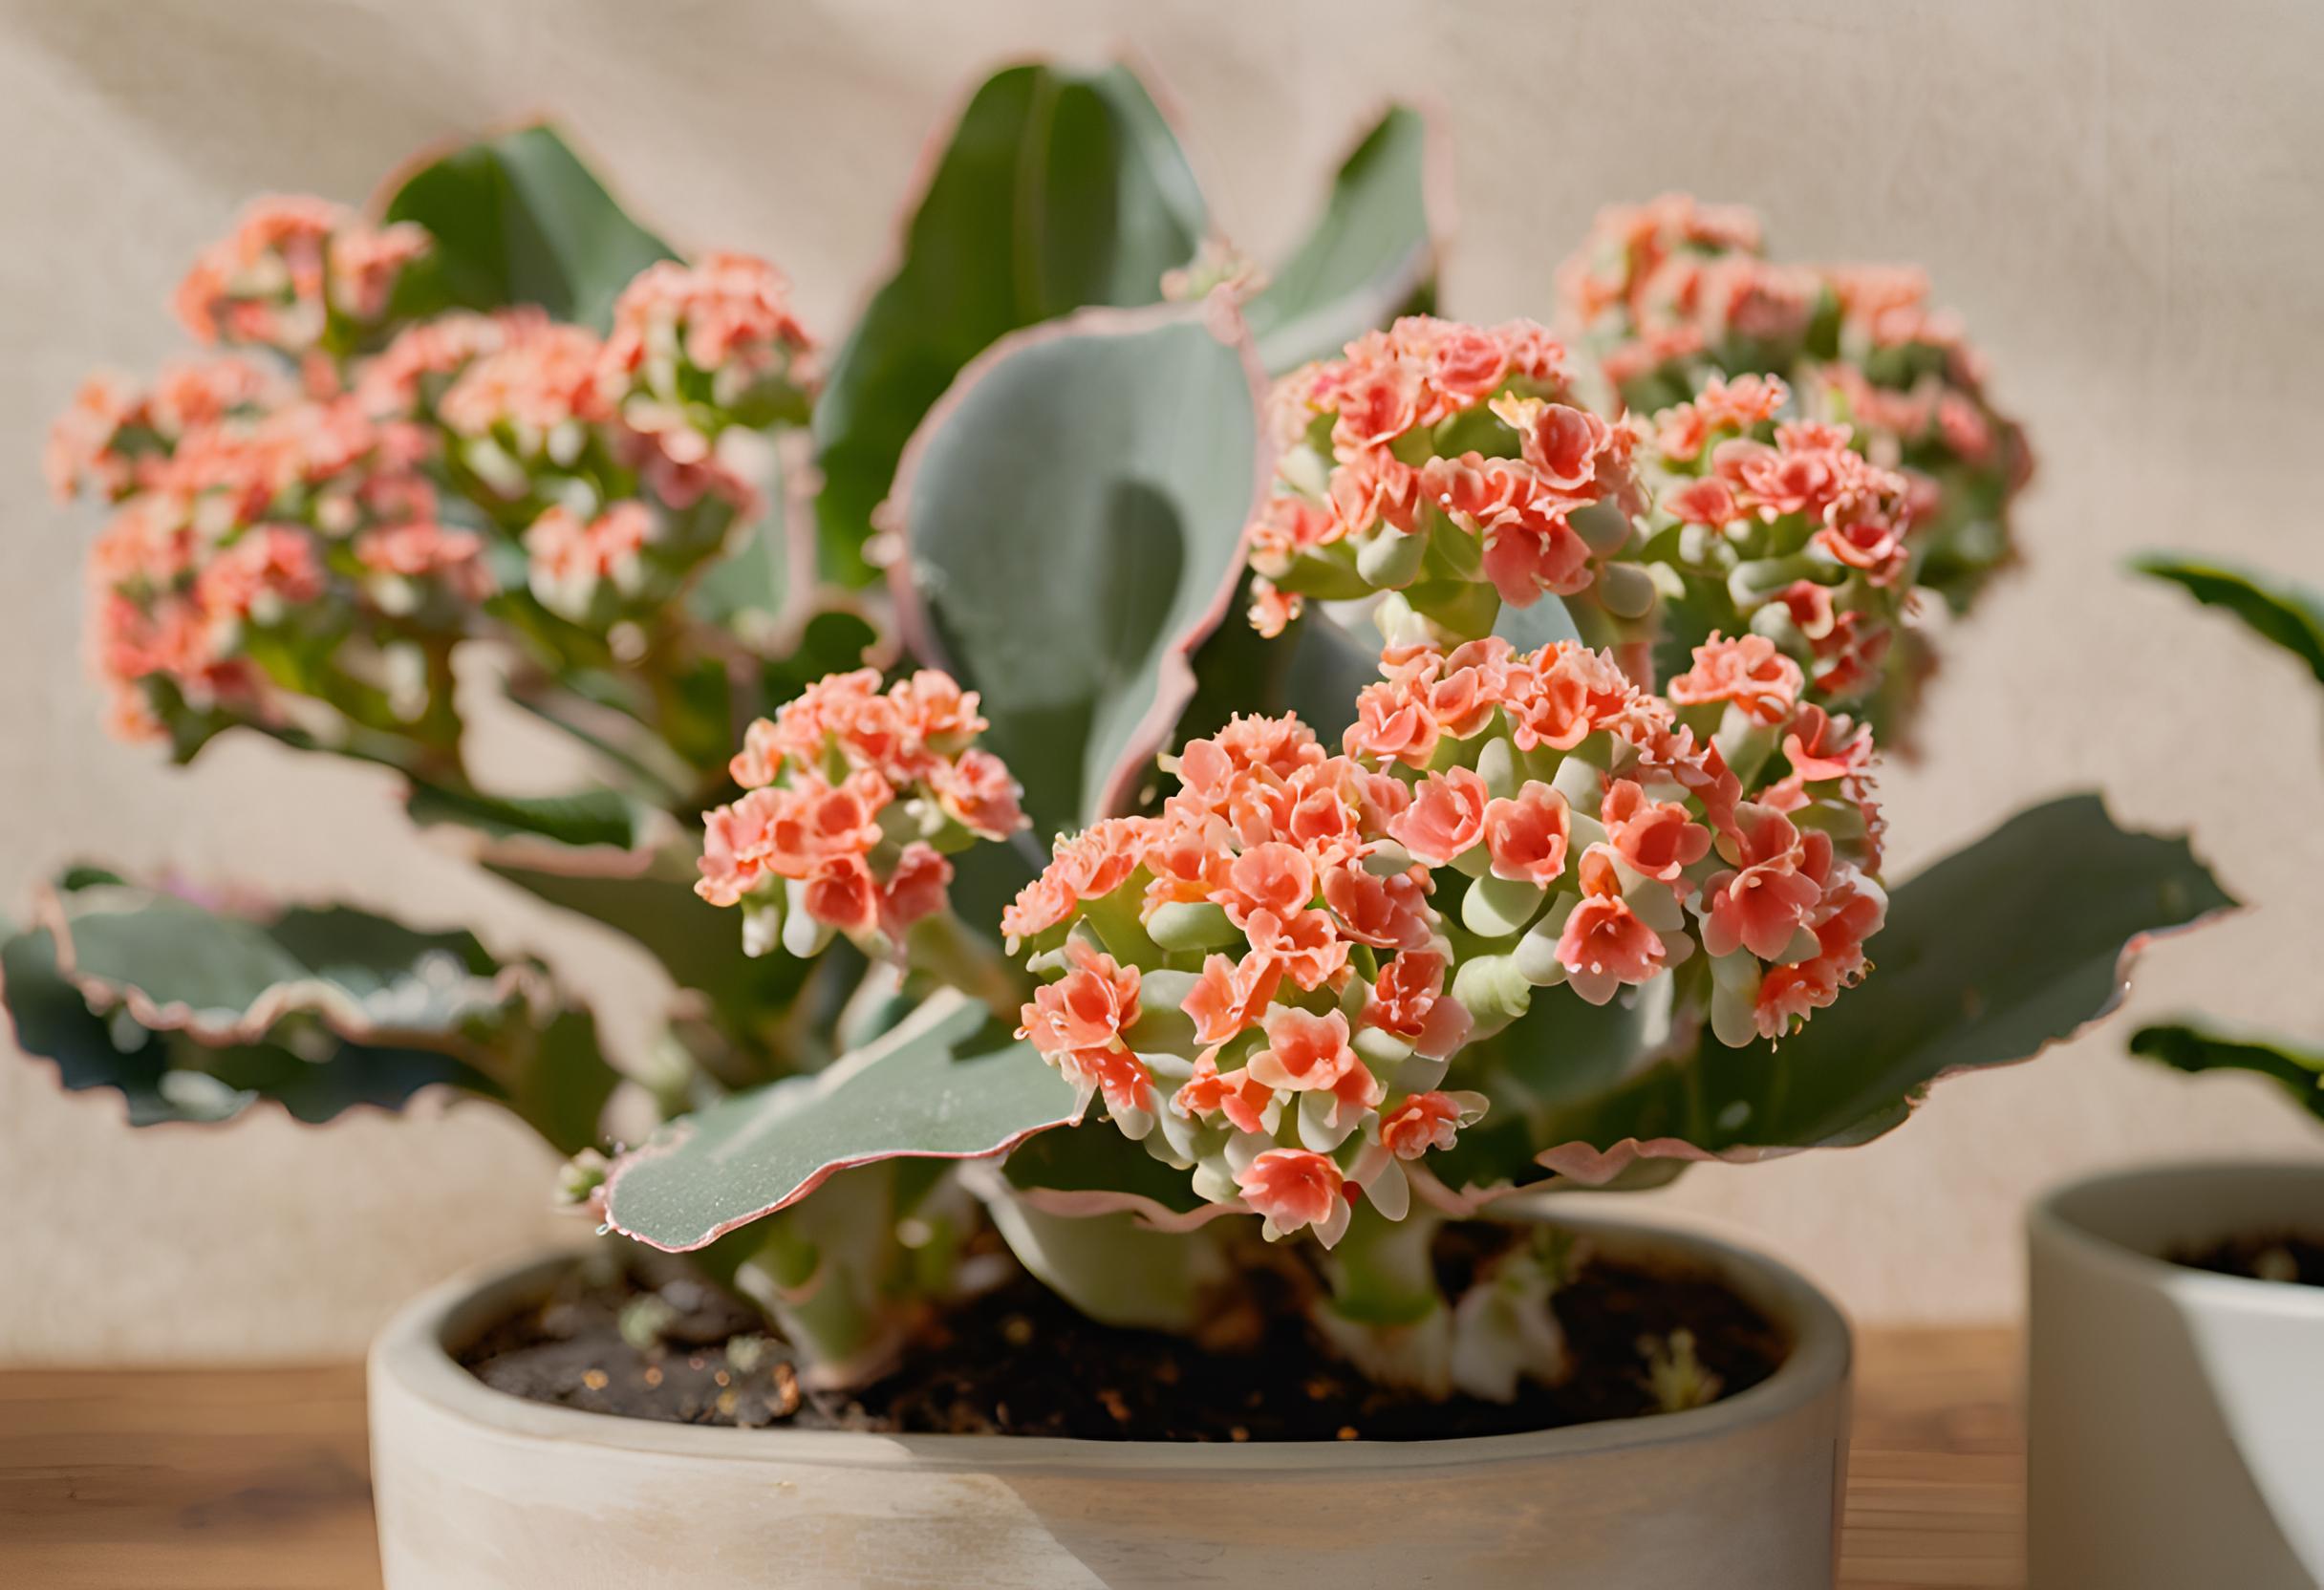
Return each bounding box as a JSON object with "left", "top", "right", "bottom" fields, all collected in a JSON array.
[{"left": 0, "top": 1326, "right": 2022, "bottom": 1589}]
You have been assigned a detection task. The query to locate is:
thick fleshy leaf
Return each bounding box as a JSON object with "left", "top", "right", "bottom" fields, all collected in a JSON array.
[
  {"left": 382, "top": 124, "right": 677, "bottom": 331},
  {"left": 1443, "top": 795, "right": 2231, "bottom": 1191},
  {"left": 603, "top": 990, "right": 1082, "bottom": 1251},
  {"left": 405, "top": 782, "right": 649, "bottom": 851},
  {"left": 1244, "top": 105, "right": 1436, "bottom": 374},
  {"left": 811, "top": 63, "right": 1206, "bottom": 588},
  {"left": 890, "top": 301, "right": 1267, "bottom": 836},
  {"left": 43, "top": 883, "right": 526, "bottom": 1042},
  {"left": 2131, "top": 1024, "right": 2324, "bottom": 1125},
  {"left": 2, "top": 875, "right": 615, "bottom": 1150},
  {"left": 2132, "top": 554, "right": 2324, "bottom": 687}
]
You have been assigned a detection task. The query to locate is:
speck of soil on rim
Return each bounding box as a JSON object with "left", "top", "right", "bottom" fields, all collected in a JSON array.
[
  {"left": 2170, "top": 1231, "right": 2324, "bottom": 1288},
  {"left": 459, "top": 1224, "right": 1789, "bottom": 1442}
]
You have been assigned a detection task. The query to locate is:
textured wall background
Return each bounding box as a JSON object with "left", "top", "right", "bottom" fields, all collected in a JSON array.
[{"left": 4, "top": 0, "right": 2320, "bottom": 1363}]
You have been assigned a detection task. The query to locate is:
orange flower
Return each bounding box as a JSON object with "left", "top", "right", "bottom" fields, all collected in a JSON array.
[{"left": 1236, "top": 1149, "right": 1348, "bottom": 1243}]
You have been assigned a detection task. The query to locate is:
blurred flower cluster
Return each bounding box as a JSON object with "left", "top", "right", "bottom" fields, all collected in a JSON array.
[{"left": 48, "top": 197, "right": 816, "bottom": 775}]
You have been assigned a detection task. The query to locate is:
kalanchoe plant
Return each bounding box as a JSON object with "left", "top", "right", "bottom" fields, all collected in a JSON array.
[
  {"left": 643, "top": 290, "right": 2227, "bottom": 1404},
  {"left": 2127, "top": 554, "right": 2324, "bottom": 1125},
  {"left": 9, "top": 67, "right": 1444, "bottom": 1387}
]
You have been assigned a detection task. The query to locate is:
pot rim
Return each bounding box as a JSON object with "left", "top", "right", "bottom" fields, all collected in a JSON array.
[
  {"left": 370, "top": 1205, "right": 1851, "bottom": 1475},
  {"left": 2029, "top": 1157, "right": 2324, "bottom": 1320}
]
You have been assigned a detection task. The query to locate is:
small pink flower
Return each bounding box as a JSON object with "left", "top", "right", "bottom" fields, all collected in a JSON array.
[
  {"left": 1219, "top": 841, "right": 1317, "bottom": 928},
  {"left": 1321, "top": 858, "right": 1435, "bottom": 950},
  {"left": 1522, "top": 403, "right": 1611, "bottom": 493},
  {"left": 1241, "top": 906, "right": 1350, "bottom": 993},
  {"left": 1363, "top": 950, "right": 1473, "bottom": 1058},
  {"left": 877, "top": 843, "right": 954, "bottom": 939},
  {"left": 1668, "top": 633, "right": 1804, "bottom": 727},
  {"left": 1185, "top": 951, "right": 1284, "bottom": 1045},
  {"left": 1380, "top": 1092, "right": 1466, "bottom": 1159},
  {"left": 1174, "top": 1053, "right": 1277, "bottom": 1135},
  {"left": 1482, "top": 783, "right": 1572, "bottom": 887},
  {"left": 932, "top": 747, "right": 1025, "bottom": 840},
  {"left": 1388, "top": 766, "right": 1490, "bottom": 867},
  {"left": 1771, "top": 579, "right": 1837, "bottom": 640},
  {"left": 1600, "top": 779, "right": 1711, "bottom": 883},
  {"left": 1555, "top": 849, "right": 1668, "bottom": 1004},
  {"left": 801, "top": 853, "right": 879, "bottom": 935},
  {"left": 1664, "top": 476, "right": 1738, "bottom": 526},
  {"left": 1248, "top": 578, "right": 1302, "bottom": 637},
  {"left": 1698, "top": 805, "right": 1826, "bottom": 961},
  {"left": 1481, "top": 513, "right": 1595, "bottom": 607},
  {"left": 1781, "top": 704, "right": 1874, "bottom": 784},
  {"left": 1019, "top": 943, "right": 1143, "bottom": 1060},
  {"left": 1343, "top": 679, "right": 1441, "bottom": 768},
  {"left": 1430, "top": 323, "right": 1511, "bottom": 405},
  {"left": 1245, "top": 1007, "right": 1363, "bottom": 1094},
  {"left": 1064, "top": 1047, "right": 1156, "bottom": 1118},
  {"left": 1236, "top": 1149, "right": 1346, "bottom": 1239}
]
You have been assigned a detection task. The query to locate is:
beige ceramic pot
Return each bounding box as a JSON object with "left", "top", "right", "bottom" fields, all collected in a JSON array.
[
  {"left": 369, "top": 1210, "right": 1852, "bottom": 1589},
  {"left": 2028, "top": 1160, "right": 2324, "bottom": 1590}
]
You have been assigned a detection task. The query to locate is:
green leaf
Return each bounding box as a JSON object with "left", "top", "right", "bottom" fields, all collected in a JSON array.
[
  {"left": 2132, "top": 553, "right": 2324, "bottom": 687},
  {"left": 1244, "top": 104, "right": 1436, "bottom": 373},
  {"left": 2131, "top": 1023, "right": 2324, "bottom": 1125},
  {"left": 383, "top": 124, "right": 677, "bottom": 331},
  {"left": 1479, "top": 794, "right": 2233, "bottom": 1188},
  {"left": 603, "top": 990, "right": 1083, "bottom": 1251},
  {"left": 892, "top": 301, "right": 1265, "bottom": 837},
  {"left": 810, "top": 63, "right": 1206, "bottom": 588},
  {"left": 405, "top": 782, "right": 648, "bottom": 850},
  {"left": 48, "top": 885, "right": 514, "bottom": 1042},
  {"left": 3, "top": 875, "right": 615, "bottom": 1150}
]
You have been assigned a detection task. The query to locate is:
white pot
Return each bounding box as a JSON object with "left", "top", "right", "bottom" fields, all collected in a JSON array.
[
  {"left": 369, "top": 1212, "right": 1852, "bottom": 1589},
  {"left": 2028, "top": 1160, "right": 2324, "bottom": 1590}
]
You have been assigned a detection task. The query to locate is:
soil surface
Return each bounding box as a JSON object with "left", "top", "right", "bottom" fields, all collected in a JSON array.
[
  {"left": 2172, "top": 1231, "right": 2324, "bottom": 1288},
  {"left": 462, "top": 1227, "right": 1786, "bottom": 1441}
]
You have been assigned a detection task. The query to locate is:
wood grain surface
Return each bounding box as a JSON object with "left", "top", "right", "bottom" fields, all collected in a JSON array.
[{"left": 0, "top": 1326, "right": 2024, "bottom": 1589}]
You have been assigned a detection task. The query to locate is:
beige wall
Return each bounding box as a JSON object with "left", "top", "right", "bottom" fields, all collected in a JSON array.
[{"left": 5, "top": 0, "right": 2321, "bottom": 1363}]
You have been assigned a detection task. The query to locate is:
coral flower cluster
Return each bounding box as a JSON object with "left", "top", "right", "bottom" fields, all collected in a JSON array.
[
  {"left": 173, "top": 196, "right": 430, "bottom": 355},
  {"left": 1555, "top": 195, "right": 2032, "bottom": 644},
  {"left": 1240, "top": 314, "right": 1641, "bottom": 641},
  {"left": 1005, "top": 636, "right": 1885, "bottom": 1245},
  {"left": 697, "top": 670, "right": 1027, "bottom": 956},
  {"left": 51, "top": 198, "right": 817, "bottom": 748}
]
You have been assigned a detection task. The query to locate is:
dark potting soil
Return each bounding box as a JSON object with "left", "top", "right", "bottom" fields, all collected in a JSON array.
[
  {"left": 459, "top": 1230, "right": 1788, "bottom": 1442},
  {"left": 2171, "top": 1231, "right": 2324, "bottom": 1288}
]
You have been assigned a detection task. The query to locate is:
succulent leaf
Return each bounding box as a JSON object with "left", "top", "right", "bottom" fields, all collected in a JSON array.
[
  {"left": 602, "top": 989, "right": 1083, "bottom": 1251},
  {"left": 1, "top": 873, "right": 614, "bottom": 1150},
  {"left": 811, "top": 64, "right": 1208, "bottom": 588},
  {"left": 890, "top": 301, "right": 1268, "bottom": 839},
  {"left": 383, "top": 124, "right": 677, "bottom": 331},
  {"left": 1244, "top": 104, "right": 1438, "bottom": 374}
]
